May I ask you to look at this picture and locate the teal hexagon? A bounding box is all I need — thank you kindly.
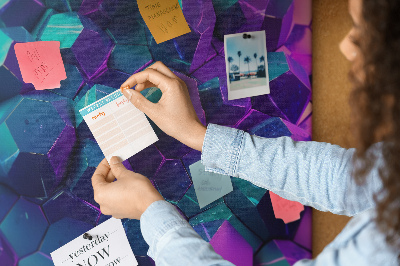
[40,12,84,49]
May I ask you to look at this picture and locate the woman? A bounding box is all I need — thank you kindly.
[91,0,400,264]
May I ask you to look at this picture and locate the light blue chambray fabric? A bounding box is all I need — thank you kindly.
[140,123,399,266]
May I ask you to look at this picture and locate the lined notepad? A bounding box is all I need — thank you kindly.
[80,90,158,162]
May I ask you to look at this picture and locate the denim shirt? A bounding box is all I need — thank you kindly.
[140,124,399,265]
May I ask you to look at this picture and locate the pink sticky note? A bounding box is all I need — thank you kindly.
[14,41,67,90]
[270,191,304,224]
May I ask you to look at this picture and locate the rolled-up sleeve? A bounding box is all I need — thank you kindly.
[140,200,234,265]
[201,123,383,216]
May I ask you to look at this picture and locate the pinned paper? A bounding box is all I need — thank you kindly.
[269,191,304,224]
[51,218,137,266]
[79,90,158,162]
[14,41,67,90]
[189,161,233,208]
[224,30,270,100]
[137,0,191,44]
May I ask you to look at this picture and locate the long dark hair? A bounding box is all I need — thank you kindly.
[350,0,400,253]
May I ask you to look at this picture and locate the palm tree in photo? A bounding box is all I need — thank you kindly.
[227,56,234,83]
[244,56,251,78]
[253,53,258,72]
[237,51,242,78]
[259,55,266,77]
[260,55,265,70]
[228,56,233,73]
[231,64,239,73]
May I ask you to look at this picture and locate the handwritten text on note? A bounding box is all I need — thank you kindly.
[189,161,233,208]
[14,41,66,90]
[137,0,191,44]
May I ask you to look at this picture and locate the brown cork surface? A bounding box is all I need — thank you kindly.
[312,0,354,257]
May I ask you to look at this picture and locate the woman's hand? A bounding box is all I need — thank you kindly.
[120,61,206,152]
[91,157,164,220]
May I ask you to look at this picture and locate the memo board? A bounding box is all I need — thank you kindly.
[0,0,312,265]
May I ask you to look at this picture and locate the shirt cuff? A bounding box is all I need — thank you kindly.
[201,123,245,176]
[140,200,189,259]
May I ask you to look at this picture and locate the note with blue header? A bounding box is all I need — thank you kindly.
[80,90,158,163]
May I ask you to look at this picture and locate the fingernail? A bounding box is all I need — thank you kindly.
[110,156,122,165]
[123,89,133,100]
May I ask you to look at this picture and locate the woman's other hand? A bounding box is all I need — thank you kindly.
[92,157,164,220]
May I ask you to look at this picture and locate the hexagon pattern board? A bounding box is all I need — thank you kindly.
[0,0,312,265]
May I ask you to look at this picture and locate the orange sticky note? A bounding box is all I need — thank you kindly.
[14,41,67,90]
[270,191,304,224]
[137,0,191,44]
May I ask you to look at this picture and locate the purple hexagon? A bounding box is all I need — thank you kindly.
[261,0,294,51]
[71,28,113,79]
[254,239,311,265]
[42,190,100,226]
[0,233,17,266]
[128,144,164,179]
[251,54,311,124]
[210,220,253,266]
[153,159,192,202]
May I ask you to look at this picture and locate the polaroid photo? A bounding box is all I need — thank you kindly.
[224,30,270,100]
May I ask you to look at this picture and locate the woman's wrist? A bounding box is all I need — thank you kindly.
[180,122,207,152]
[194,124,207,152]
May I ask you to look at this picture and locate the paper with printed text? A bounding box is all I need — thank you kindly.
[51,218,137,266]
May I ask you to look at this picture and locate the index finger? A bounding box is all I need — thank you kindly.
[92,158,111,189]
[147,61,178,79]
[120,68,174,93]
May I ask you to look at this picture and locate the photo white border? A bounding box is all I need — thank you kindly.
[224,30,270,100]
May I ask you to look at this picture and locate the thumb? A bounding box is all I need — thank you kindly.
[109,156,127,178]
[122,89,154,115]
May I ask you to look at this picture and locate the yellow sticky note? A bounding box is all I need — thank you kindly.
[137,0,191,44]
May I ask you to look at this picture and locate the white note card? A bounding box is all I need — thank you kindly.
[79,90,158,162]
[189,161,233,208]
[51,218,137,266]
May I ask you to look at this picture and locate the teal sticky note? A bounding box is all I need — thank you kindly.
[189,161,233,208]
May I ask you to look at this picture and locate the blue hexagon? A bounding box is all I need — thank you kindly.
[40,217,92,256]
[0,184,19,222]
[108,44,152,74]
[5,98,66,155]
[0,27,34,102]
[42,190,100,226]
[0,198,48,258]
[123,219,149,256]
[19,251,53,266]
[0,0,46,32]
[2,152,56,197]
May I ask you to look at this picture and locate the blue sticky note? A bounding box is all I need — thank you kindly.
[189,161,233,208]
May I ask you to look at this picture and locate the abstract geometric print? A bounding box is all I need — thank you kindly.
[0,0,312,265]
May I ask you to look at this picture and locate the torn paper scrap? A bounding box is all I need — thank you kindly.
[270,191,304,224]
[14,41,66,90]
[189,161,233,208]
